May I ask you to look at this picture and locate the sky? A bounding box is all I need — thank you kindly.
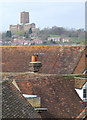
[0,1,86,32]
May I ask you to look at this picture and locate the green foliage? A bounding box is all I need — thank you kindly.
[49,34,60,37]
[25,34,28,38]
[37,26,85,45]
[31,42,35,45]
[30,38,33,41]
[43,41,47,45]
[24,32,28,38]
[50,40,56,44]
[6,31,12,37]
[5,38,11,41]
[28,28,32,34]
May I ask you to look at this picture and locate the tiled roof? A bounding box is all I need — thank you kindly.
[2,45,86,74]
[77,107,87,118]
[2,80,41,118]
[15,75,85,118]
[73,46,87,74]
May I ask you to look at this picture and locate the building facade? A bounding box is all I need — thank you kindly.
[23,23,35,31]
[10,24,23,34]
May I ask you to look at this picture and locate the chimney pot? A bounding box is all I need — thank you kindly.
[31,55,35,62]
[29,54,42,72]
[31,55,38,62]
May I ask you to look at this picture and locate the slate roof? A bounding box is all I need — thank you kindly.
[15,75,86,118]
[2,45,85,74]
[2,80,41,118]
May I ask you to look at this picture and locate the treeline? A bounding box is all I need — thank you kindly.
[1,27,33,42]
[38,26,85,40]
[1,26,86,41]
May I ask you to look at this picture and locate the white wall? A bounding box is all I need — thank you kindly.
[75,82,87,101]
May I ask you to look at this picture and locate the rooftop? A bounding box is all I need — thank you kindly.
[1,45,86,74]
[2,80,41,118]
[1,45,87,119]
[2,72,86,118]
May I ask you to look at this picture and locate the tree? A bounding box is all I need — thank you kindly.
[24,32,29,38]
[25,34,28,38]
[1,32,6,40]
[6,31,12,37]
[28,28,32,34]
[24,32,26,37]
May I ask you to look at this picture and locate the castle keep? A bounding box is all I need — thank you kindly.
[10,11,37,34]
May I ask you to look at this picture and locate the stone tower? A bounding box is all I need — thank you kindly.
[20,11,29,24]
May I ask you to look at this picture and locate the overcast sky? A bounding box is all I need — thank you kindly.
[0,1,85,32]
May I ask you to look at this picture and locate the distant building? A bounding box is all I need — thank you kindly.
[10,24,23,34]
[62,38,71,42]
[23,23,35,31]
[9,11,37,35]
[48,37,71,42]
[20,11,29,24]
[48,37,62,42]
[33,38,42,44]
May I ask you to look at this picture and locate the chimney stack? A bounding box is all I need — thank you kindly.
[29,54,42,72]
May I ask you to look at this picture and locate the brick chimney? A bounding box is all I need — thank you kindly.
[29,54,42,72]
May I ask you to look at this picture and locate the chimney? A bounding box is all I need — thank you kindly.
[29,53,42,72]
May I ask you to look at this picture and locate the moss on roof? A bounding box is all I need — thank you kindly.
[1,45,86,74]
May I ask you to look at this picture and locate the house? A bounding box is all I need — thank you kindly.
[33,38,42,44]
[48,37,71,43]
[48,37,62,42]
[13,39,25,45]
[62,38,71,42]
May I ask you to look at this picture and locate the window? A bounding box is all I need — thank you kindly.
[85,54,87,57]
[83,89,86,98]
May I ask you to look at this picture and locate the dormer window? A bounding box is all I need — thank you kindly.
[75,82,87,102]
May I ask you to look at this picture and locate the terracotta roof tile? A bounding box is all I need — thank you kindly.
[2,80,41,118]
[2,46,86,74]
[15,75,85,118]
